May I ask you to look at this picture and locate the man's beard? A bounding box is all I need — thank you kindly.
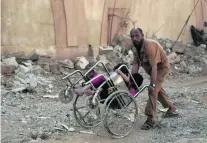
[133,39,144,48]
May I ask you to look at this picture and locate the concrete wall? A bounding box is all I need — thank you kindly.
[1,0,205,58]
[1,0,55,55]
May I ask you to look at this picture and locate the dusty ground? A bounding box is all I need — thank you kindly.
[1,72,207,143]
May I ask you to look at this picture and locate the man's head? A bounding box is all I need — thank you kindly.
[130,28,144,47]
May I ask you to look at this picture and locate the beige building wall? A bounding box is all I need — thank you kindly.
[1,0,55,55]
[1,0,205,58]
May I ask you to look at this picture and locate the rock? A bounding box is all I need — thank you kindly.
[165,42,173,49]
[22,62,32,67]
[2,57,18,67]
[48,84,53,89]
[187,65,202,74]
[15,76,27,84]
[18,65,31,73]
[39,132,49,140]
[29,80,38,88]
[1,106,6,115]
[75,56,89,70]
[21,118,27,124]
[25,86,36,93]
[32,65,44,75]
[167,52,181,64]
[202,57,207,67]
[122,55,130,63]
[30,132,38,140]
[86,57,97,68]
[57,59,74,69]
[105,51,121,64]
[1,89,10,96]
[11,86,28,92]
[180,61,187,68]
[27,49,40,61]
[49,63,61,74]
[79,130,95,135]
[1,62,15,75]
[199,44,207,49]
[194,56,202,62]
[172,43,186,54]
[43,64,50,72]
[99,46,113,55]
[187,44,196,48]
[96,55,108,65]
[114,45,122,53]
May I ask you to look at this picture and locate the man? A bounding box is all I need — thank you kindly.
[130,28,178,130]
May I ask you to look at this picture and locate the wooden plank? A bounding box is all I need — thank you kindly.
[50,0,67,48]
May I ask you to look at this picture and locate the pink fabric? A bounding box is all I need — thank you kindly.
[129,89,136,97]
[91,74,105,87]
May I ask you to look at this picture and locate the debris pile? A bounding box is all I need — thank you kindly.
[150,35,207,76]
[1,35,207,142]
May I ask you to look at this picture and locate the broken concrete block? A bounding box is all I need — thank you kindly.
[99,46,113,55]
[96,55,108,65]
[165,42,173,49]
[75,57,89,70]
[199,44,207,50]
[1,62,15,75]
[18,65,31,73]
[167,52,181,64]
[57,60,74,69]
[172,43,186,54]
[2,57,18,67]
[27,49,40,61]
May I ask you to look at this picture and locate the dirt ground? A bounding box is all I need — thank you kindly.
[1,73,207,143]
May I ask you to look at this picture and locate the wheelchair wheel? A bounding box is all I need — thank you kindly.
[73,94,102,128]
[101,90,138,138]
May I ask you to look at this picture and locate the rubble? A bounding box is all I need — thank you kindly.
[73,56,89,70]
[27,49,40,61]
[199,44,207,50]
[1,62,15,75]
[2,57,19,67]
[172,43,186,54]
[57,59,74,69]
[96,55,109,65]
[165,42,173,49]
[99,46,113,55]
[167,52,181,64]
[1,36,207,143]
